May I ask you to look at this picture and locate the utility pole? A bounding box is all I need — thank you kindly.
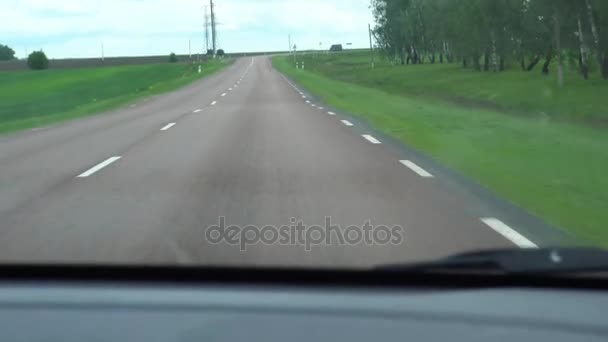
[204,5,210,53]
[189,39,192,59]
[214,11,220,53]
[368,23,374,69]
[288,34,292,54]
[101,42,105,62]
[210,0,217,56]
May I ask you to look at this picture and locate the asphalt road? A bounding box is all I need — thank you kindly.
[0,57,533,267]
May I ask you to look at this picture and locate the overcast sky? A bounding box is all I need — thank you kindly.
[2,0,373,59]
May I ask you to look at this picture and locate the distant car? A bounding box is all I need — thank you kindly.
[329,44,343,52]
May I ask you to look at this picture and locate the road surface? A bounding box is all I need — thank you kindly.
[0,57,533,267]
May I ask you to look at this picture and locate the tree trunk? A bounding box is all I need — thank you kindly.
[577,15,590,80]
[554,10,564,87]
[602,53,608,79]
[542,51,553,75]
[473,53,481,71]
[499,56,505,71]
[491,29,499,72]
[585,0,602,68]
[440,52,444,64]
[446,42,453,63]
[462,56,468,68]
[483,51,490,71]
[409,45,416,64]
[527,55,541,71]
[520,55,526,71]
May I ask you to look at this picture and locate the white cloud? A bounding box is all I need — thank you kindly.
[1,0,373,58]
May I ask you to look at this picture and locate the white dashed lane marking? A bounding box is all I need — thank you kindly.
[77,157,122,178]
[362,135,382,144]
[480,218,538,248]
[399,160,433,178]
[160,123,176,131]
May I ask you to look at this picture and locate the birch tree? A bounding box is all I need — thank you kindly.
[371,0,608,82]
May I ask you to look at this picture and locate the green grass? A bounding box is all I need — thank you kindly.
[0,59,232,133]
[274,53,608,246]
[293,51,608,123]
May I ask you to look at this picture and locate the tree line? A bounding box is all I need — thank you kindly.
[371,0,608,86]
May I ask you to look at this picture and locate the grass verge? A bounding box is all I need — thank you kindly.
[273,54,608,246]
[0,59,232,134]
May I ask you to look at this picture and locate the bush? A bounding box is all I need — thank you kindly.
[217,49,225,57]
[27,51,49,70]
[169,52,178,63]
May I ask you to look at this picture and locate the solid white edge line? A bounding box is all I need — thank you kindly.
[399,160,434,178]
[362,134,381,144]
[211,101,217,106]
[160,123,176,131]
[341,120,354,127]
[480,218,538,248]
[77,156,122,178]
[193,109,202,113]
[328,111,336,115]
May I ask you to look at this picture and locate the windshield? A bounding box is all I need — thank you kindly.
[0,0,605,269]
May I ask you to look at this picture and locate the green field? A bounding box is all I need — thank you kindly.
[274,52,608,246]
[0,59,231,133]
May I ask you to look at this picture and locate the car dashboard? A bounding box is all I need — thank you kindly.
[0,267,606,341]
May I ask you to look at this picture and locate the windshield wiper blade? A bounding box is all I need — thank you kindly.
[377,248,608,275]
